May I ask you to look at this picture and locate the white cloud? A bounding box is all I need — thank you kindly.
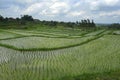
[74,2,81,7]
[99,10,120,16]
[67,11,85,17]
[24,1,70,16]
[90,1,100,10]
[0,5,22,17]
[0,0,120,23]
[87,0,120,10]
[12,0,38,4]
[23,3,44,14]
[104,0,119,6]
[49,2,70,14]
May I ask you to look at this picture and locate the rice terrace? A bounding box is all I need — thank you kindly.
[0,0,120,80]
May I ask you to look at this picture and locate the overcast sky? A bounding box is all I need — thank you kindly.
[0,0,120,23]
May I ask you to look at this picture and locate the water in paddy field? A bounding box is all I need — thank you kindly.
[0,48,12,64]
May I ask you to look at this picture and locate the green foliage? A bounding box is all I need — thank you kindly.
[61,70,120,80]
[109,23,120,29]
[0,15,4,21]
[0,14,97,30]
[21,15,34,21]
[79,19,96,28]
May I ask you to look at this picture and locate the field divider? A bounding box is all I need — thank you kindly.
[0,36,28,41]
[0,29,24,36]
[60,69,120,80]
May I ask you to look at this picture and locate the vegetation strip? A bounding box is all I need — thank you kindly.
[0,36,27,40]
[0,29,24,36]
[61,70,120,80]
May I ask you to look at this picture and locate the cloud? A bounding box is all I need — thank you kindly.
[0,0,120,23]
[50,2,69,13]
[0,4,22,17]
[23,2,48,14]
[73,2,81,7]
[99,10,120,16]
[24,1,70,16]
[104,0,119,6]
[87,0,120,11]
[67,11,85,17]
[89,1,100,10]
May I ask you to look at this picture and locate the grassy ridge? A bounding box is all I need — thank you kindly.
[61,70,120,80]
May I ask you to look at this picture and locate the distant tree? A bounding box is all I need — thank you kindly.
[76,21,79,25]
[84,20,87,24]
[81,20,84,27]
[91,20,96,27]
[66,22,75,28]
[79,19,96,28]
[34,19,40,22]
[16,17,20,21]
[109,23,120,29]
[21,15,34,21]
[4,17,9,22]
[49,21,57,26]
[20,15,34,25]
[0,15,4,21]
[8,17,15,21]
[87,19,90,24]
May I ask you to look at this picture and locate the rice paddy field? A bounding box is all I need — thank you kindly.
[0,29,120,80]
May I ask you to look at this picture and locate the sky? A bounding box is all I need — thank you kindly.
[0,0,120,23]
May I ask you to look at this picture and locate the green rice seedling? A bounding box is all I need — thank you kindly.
[84,30,105,36]
[0,36,96,51]
[112,30,120,35]
[0,35,120,80]
[0,30,23,40]
[0,28,120,80]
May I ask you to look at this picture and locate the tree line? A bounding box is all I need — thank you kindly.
[108,23,120,29]
[0,15,96,29]
[0,15,34,23]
